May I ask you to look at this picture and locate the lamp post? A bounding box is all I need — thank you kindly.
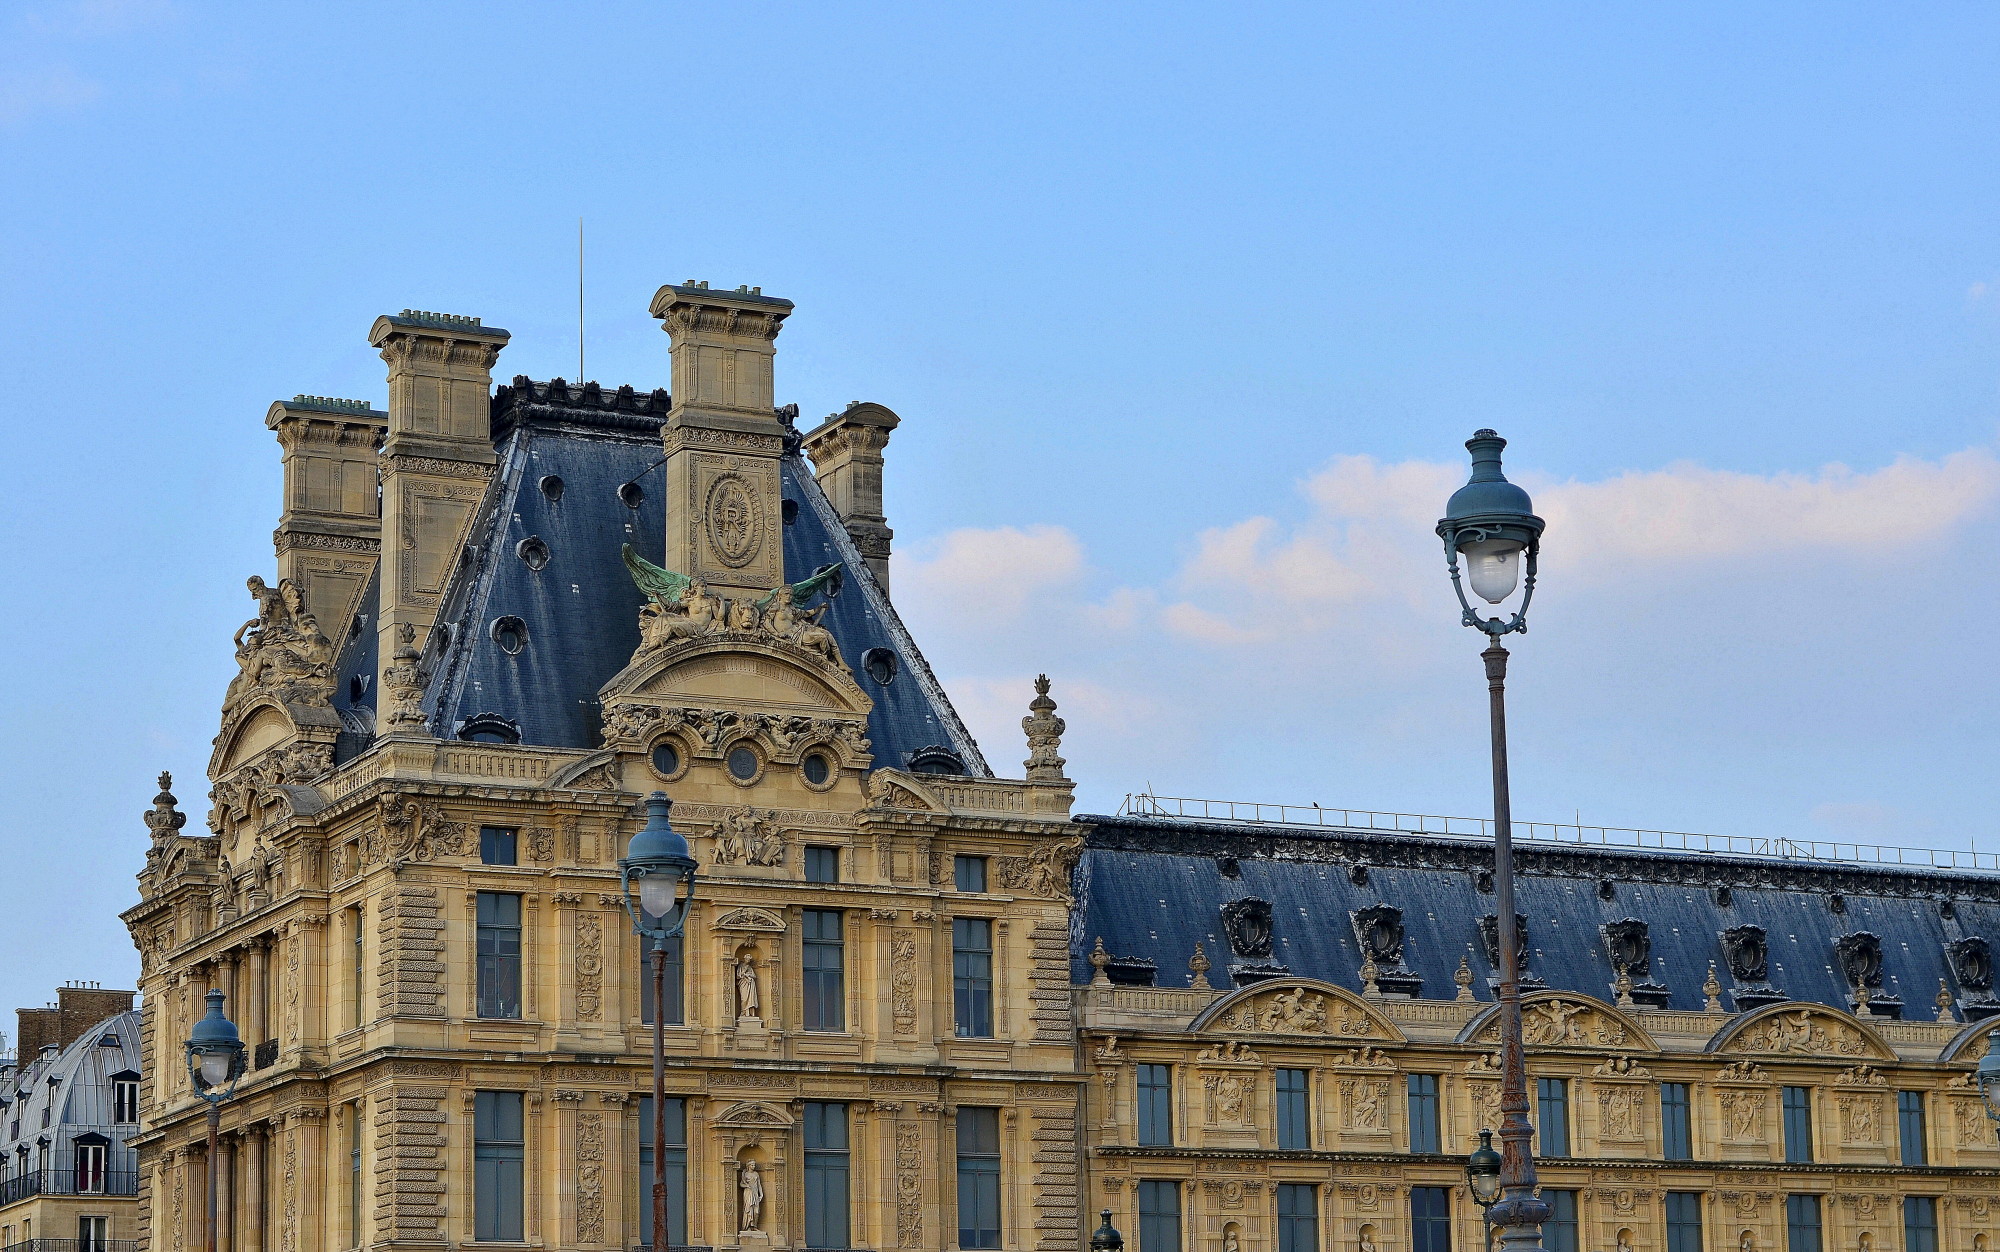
[617,791,699,1252]
[184,989,247,1252]
[1465,1128,1503,1252]
[1977,1036,2000,1141]
[1089,1210,1126,1252]
[1438,430,1549,1252]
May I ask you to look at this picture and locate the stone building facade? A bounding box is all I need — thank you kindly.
[118,280,2000,1252]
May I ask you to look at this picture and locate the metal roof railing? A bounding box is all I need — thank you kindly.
[1116,792,2000,872]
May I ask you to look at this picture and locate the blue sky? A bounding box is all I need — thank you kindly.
[5,1,2000,1015]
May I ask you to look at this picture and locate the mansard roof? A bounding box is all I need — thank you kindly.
[1072,813,2000,1022]
[0,1009,141,1152]
[330,379,985,776]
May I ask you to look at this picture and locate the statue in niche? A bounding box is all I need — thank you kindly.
[738,1158,765,1231]
[735,951,762,1020]
[1858,1234,1874,1252]
[1739,1234,1756,1252]
[1224,1229,1241,1252]
[1617,1231,1634,1252]
[1358,1226,1379,1252]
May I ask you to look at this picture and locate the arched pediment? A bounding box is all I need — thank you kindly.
[212,702,297,775]
[1939,1018,1999,1063]
[1189,979,1407,1043]
[712,907,786,933]
[1458,991,1659,1053]
[602,637,871,717]
[711,1100,793,1129]
[1706,1001,1895,1061]
[867,769,947,814]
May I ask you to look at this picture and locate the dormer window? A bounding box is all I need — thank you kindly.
[456,714,521,745]
[111,1073,139,1124]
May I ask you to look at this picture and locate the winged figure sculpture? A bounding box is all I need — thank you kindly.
[621,544,694,608]
[756,561,845,611]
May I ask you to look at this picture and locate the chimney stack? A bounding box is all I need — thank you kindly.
[648,282,794,599]
[264,395,388,635]
[803,402,900,592]
[366,310,510,729]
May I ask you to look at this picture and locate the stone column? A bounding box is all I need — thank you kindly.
[243,1127,265,1252]
[217,1136,235,1252]
[247,943,268,1049]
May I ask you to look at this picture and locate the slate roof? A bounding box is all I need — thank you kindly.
[333,380,986,776]
[0,1009,142,1171]
[1073,814,2000,1021]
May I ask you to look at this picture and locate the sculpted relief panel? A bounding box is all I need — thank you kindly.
[1724,1006,1879,1057]
[1210,985,1388,1038]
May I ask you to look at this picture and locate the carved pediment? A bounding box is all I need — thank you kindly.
[1190,979,1406,1042]
[711,1100,793,1129]
[1459,992,1658,1052]
[712,907,786,933]
[867,770,946,813]
[1709,1003,1894,1060]
[600,629,871,721]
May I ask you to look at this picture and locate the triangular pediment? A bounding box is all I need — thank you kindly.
[711,1100,793,1129]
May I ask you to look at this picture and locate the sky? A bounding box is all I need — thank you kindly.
[5,1,2000,1020]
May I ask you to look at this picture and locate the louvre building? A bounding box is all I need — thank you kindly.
[121,282,1999,1252]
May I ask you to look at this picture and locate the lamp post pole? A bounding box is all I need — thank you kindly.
[618,791,698,1252]
[1438,430,1549,1252]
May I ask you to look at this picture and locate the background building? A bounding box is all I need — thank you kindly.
[0,984,143,1252]
[117,281,2000,1252]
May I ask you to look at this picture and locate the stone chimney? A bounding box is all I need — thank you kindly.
[56,985,134,1047]
[264,395,388,636]
[648,282,794,599]
[803,402,900,591]
[365,310,510,722]
[14,1006,56,1060]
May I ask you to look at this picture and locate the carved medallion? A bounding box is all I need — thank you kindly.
[705,472,763,568]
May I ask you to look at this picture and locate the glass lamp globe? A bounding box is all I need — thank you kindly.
[638,874,678,920]
[1465,1128,1503,1205]
[1463,538,1524,604]
[199,1050,231,1089]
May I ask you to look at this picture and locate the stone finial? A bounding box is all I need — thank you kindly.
[1023,674,1068,781]
[382,622,429,731]
[1936,978,1958,1023]
[1852,973,1874,1019]
[1703,961,1724,1013]
[144,772,187,846]
[1454,953,1476,1004]
[1359,951,1382,999]
[1614,968,1635,1008]
[1089,937,1113,987]
[1188,942,1212,990]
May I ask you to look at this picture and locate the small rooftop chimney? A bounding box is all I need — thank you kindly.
[265,395,389,634]
[803,402,900,592]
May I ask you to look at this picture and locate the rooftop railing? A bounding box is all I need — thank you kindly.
[1116,792,2000,872]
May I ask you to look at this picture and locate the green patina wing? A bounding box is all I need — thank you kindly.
[621,544,694,607]
[755,561,845,611]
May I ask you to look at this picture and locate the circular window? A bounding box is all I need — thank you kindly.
[491,616,528,656]
[650,740,683,779]
[618,481,645,509]
[802,751,833,787]
[781,498,800,525]
[516,536,551,571]
[863,647,898,686]
[539,474,565,502]
[726,743,761,781]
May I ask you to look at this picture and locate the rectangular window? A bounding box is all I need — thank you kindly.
[1785,1196,1821,1252]
[954,855,988,893]
[475,892,523,1020]
[804,846,840,884]
[804,1102,850,1250]
[74,1142,106,1193]
[1903,1196,1938,1252]
[1781,1087,1813,1163]
[1410,1186,1452,1252]
[1407,1073,1441,1154]
[1138,1064,1174,1147]
[953,918,994,1038]
[472,1091,525,1242]
[1665,1192,1703,1252]
[1537,1077,1570,1157]
[1544,1190,1578,1252]
[352,904,366,1030]
[479,826,517,866]
[1276,1068,1311,1150]
[638,934,685,1027]
[1139,1180,1182,1252]
[1277,1183,1318,1252]
[1898,1091,1927,1166]
[78,1216,107,1252]
[112,1078,139,1124]
[1661,1083,1692,1161]
[956,1108,1002,1250]
[637,1096,688,1249]
[349,1102,365,1248]
[803,910,846,1033]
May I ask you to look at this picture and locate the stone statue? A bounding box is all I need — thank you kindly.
[1359,1226,1378,1252]
[1739,1232,1756,1252]
[1617,1230,1634,1252]
[1224,1229,1241,1252]
[738,1158,764,1231]
[1859,1233,1874,1252]
[736,952,762,1020]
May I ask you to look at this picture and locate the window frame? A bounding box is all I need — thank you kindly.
[472,1091,526,1243]
[1536,1077,1571,1158]
[1543,1189,1578,1252]
[802,909,847,1034]
[1781,1087,1814,1164]
[349,1100,365,1249]
[475,892,524,1021]
[637,1096,689,1249]
[1664,1192,1703,1252]
[479,826,517,866]
[111,1075,140,1124]
[1897,1090,1927,1166]
[952,917,995,1038]
[1137,1063,1174,1147]
[1902,1196,1938,1252]
[1784,1195,1822,1252]
[1276,1182,1318,1252]
[1661,1082,1692,1161]
[1407,1073,1441,1154]
[1410,1185,1453,1252]
[1138,1179,1182,1252]
[803,1101,851,1250]
[954,855,988,893]
[1276,1068,1311,1150]
[804,845,841,884]
[638,932,686,1027]
[956,1107,1003,1251]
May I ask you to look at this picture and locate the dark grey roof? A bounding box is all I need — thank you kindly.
[335,380,985,774]
[1074,814,2000,1020]
[0,1010,142,1162]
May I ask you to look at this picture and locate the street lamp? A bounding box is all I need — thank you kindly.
[1977,1037,2000,1140]
[617,791,699,1252]
[1438,430,1550,1252]
[1465,1128,1503,1252]
[184,990,246,1252]
[1089,1210,1126,1252]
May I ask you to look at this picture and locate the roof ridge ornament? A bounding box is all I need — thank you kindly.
[1023,674,1067,782]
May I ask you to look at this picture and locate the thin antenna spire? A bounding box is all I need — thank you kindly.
[577,217,585,382]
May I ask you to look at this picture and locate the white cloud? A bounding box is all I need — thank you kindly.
[894,523,1085,621]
